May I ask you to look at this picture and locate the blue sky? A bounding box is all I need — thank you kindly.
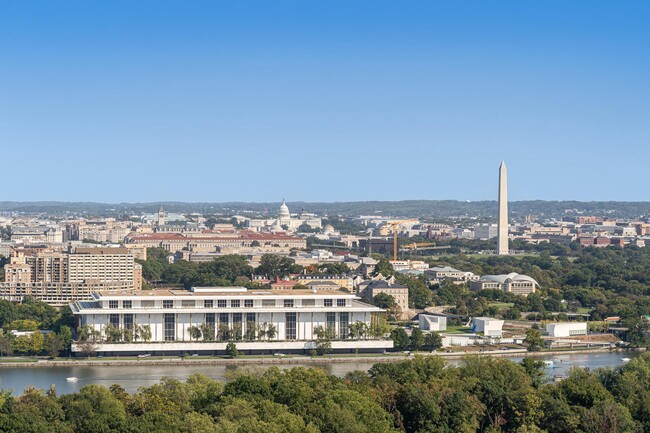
[1,1,649,202]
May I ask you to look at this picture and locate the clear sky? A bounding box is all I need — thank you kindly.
[1,1,649,203]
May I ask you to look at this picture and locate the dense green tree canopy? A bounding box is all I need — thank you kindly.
[1,355,650,432]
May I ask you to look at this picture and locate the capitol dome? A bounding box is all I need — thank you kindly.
[279,199,290,219]
[322,224,335,234]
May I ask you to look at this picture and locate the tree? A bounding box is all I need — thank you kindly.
[188,325,202,342]
[6,319,39,331]
[0,334,13,357]
[524,328,545,352]
[266,323,277,340]
[44,333,63,358]
[77,339,98,358]
[424,331,443,350]
[77,325,100,342]
[103,323,122,342]
[390,327,409,350]
[374,257,394,276]
[140,325,152,342]
[622,317,649,347]
[395,275,433,309]
[244,321,256,341]
[520,357,546,388]
[30,331,44,354]
[12,335,32,354]
[503,307,522,320]
[313,326,332,356]
[409,328,425,351]
[255,254,301,278]
[58,325,73,354]
[372,292,397,309]
[369,314,391,338]
[348,321,368,340]
[0,300,18,328]
[200,323,214,341]
[226,341,238,358]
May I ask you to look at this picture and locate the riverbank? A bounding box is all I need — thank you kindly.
[0,346,640,368]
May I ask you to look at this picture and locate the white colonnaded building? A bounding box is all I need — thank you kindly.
[70,286,392,356]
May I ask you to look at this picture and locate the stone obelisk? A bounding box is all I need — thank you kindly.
[497,161,509,255]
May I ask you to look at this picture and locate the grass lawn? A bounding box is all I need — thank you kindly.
[577,307,593,314]
[444,325,474,334]
[488,302,515,309]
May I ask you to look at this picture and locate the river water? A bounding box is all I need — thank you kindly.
[0,351,640,396]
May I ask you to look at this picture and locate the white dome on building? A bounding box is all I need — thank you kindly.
[322,224,335,234]
[279,199,290,219]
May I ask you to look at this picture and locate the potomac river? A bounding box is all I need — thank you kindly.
[0,351,640,395]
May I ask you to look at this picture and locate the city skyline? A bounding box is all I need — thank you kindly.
[2,1,650,202]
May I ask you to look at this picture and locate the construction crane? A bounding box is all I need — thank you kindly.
[401,242,437,251]
[388,219,418,260]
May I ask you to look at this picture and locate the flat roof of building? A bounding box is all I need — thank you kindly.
[93,288,354,298]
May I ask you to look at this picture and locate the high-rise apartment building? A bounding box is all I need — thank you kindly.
[1,248,140,306]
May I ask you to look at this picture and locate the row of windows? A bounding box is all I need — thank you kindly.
[106,299,348,309]
[102,311,352,341]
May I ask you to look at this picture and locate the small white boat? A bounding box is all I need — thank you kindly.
[621,358,631,363]
[66,377,79,382]
[543,360,556,368]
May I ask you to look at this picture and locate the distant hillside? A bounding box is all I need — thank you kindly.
[1,200,649,220]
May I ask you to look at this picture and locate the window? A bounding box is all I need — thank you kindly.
[109,314,120,327]
[337,299,346,307]
[181,300,195,308]
[245,312,256,340]
[163,300,173,309]
[302,299,315,307]
[326,312,336,337]
[324,299,333,307]
[205,313,215,340]
[284,299,294,308]
[231,300,240,308]
[164,313,175,341]
[109,300,118,309]
[285,312,297,340]
[141,300,154,308]
[244,299,254,308]
[262,299,276,307]
[232,313,242,339]
[123,313,133,330]
[122,300,132,309]
[217,300,226,308]
[204,300,214,308]
[339,312,349,339]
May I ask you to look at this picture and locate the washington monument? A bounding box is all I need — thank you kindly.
[497,161,509,255]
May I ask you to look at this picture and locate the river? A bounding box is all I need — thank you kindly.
[0,351,640,395]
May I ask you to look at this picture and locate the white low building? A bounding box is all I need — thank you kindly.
[470,273,539,296]
[472,317,504,337]
[70,287,392,355]
[441,334,482,347]
[419,314,447,332]
[546,322,587,337]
